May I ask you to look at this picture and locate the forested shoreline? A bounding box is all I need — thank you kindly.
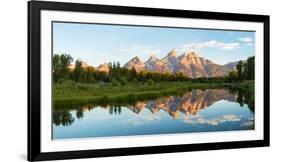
[53,53,255,108]
[53,54,254,84]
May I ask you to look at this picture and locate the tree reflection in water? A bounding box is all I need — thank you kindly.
[109,105,122,115]
[53,111,75,126]
[53,88,254,126]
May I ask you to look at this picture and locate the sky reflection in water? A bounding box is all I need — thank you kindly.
[53,89,254,139]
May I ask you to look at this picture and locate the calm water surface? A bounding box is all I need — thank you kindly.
[53,88,254,139]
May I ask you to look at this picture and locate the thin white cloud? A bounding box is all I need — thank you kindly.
[238,37,254,46]
[183,114,241,126]
[245,42,254,46]
[180,40,240,52]
[238,37,253,43]
[240,120,254,127]
[122,113,162,127]
[240,117,254,127]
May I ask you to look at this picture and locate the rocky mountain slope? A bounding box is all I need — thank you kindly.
[127,89,237,118]
[123,50,238,78]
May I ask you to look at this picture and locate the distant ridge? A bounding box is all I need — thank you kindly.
[122,50,239,78]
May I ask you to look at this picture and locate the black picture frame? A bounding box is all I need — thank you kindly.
[28,0,270,161]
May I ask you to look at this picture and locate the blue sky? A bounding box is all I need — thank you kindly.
[53,22,255,66]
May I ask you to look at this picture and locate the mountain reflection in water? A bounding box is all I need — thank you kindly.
[53,88,254,139]
[127,89,237,118]
[54,88,253,124]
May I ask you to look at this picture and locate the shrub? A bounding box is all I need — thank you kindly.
[111,79,120,86]
[132,78,138,83]
[147,79,155,86]
[77,84,88,90]
[119,77,128,86]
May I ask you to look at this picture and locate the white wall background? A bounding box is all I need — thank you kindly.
[0,0,278,161]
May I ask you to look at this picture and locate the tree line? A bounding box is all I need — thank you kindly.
[53,54,255,85]
[228,56,255,82]
[53,54,192,84]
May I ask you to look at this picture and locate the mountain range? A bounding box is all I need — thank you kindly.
[123,50,238,78]
[73,50,240,78]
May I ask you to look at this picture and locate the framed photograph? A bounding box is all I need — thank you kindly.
[28,0,270,161]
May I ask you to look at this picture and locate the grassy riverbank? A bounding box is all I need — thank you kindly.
[223,80,254,93]
[53,80,254,109]
[54,81,223,108]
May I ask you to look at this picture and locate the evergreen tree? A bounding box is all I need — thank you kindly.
[246,56,255,80]
[74,59,84,82]
[236,61,243,80]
